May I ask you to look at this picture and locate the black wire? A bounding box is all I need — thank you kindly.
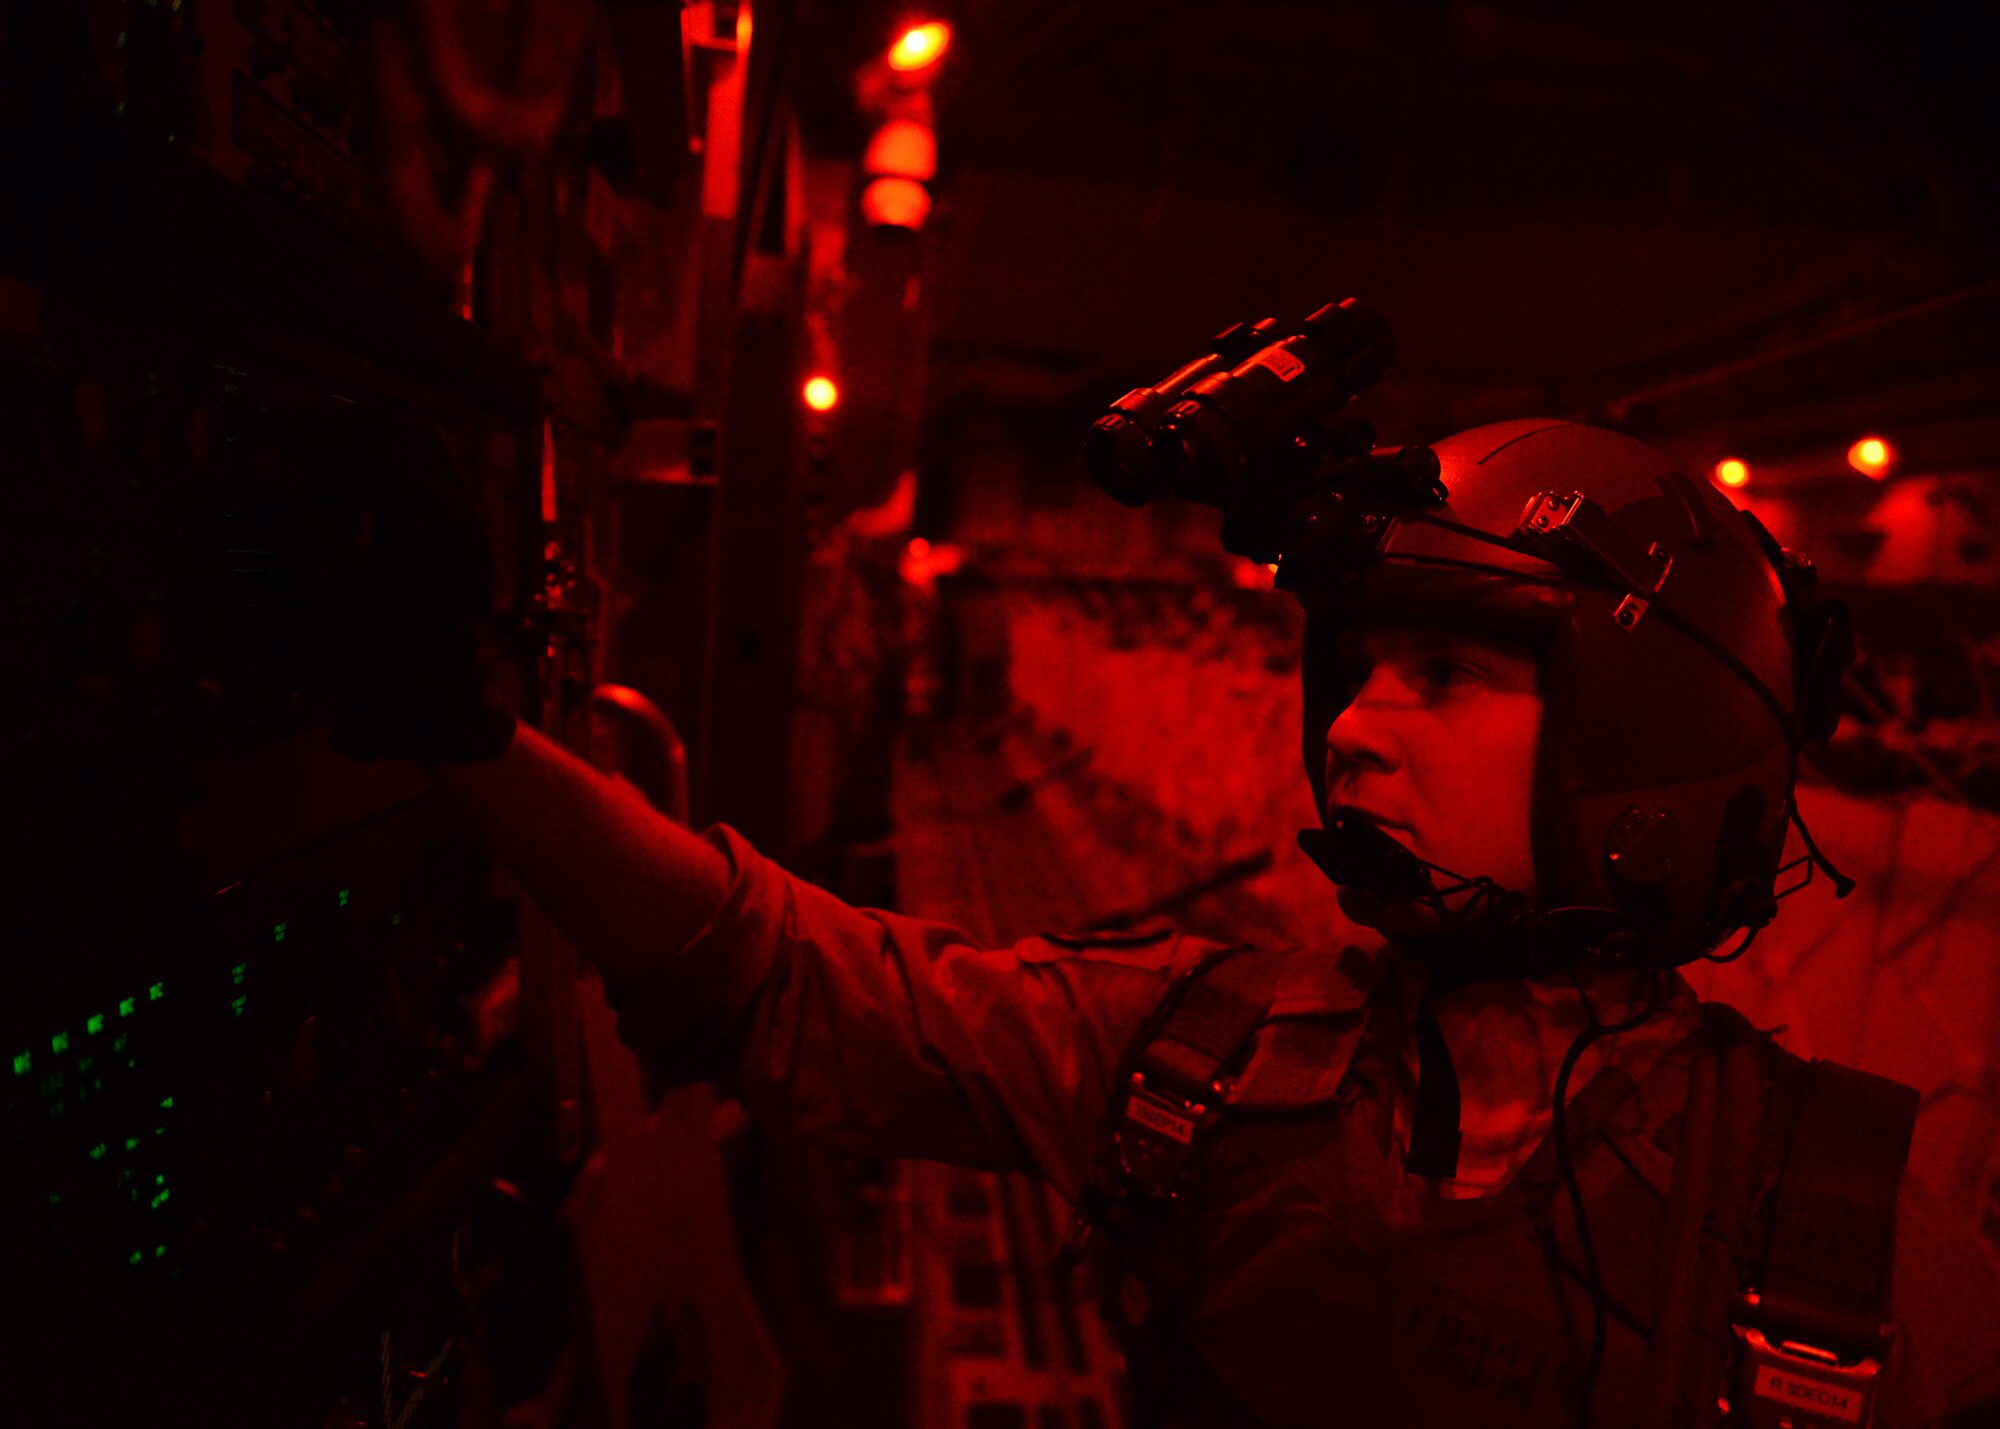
[1701,924,1761,965]
[1786,794,1858,898]
[1551,970,1662,1429]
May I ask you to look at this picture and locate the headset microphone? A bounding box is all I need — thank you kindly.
[1296,809,1437,903]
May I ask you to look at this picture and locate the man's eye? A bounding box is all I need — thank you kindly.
[1415,656,1474,691]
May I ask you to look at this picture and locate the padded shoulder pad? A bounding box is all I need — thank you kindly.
[1232,944,1387,1112]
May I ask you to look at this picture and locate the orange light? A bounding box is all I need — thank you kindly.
[1848,437,1893,478]
[803,375,840,412]
[889,21,951,71]
[860,175,931,229]
[1231,559,1278,590]
[1714,457,1750,489]
[863,119,937,181]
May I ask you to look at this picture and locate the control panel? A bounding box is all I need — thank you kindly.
[0,275,539,1424]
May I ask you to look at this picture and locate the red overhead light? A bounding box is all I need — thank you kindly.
[889,22,951,71]
[860,176,931,230]
[802,375,840,412]
[1714,457,1750,489]
[1848,436,1893,478]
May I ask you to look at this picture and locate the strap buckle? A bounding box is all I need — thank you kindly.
[1114,1071,1220,1200]
[1727,1316,1883,1428]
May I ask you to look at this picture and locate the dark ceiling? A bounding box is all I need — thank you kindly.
[796,0,1997,457]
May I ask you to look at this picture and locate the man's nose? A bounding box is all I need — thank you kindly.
[1323,666,1410,784]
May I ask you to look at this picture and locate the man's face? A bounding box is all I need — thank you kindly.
[1321,622,1542,936]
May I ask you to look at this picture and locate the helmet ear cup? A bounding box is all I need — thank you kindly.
[1602,805,1681,889]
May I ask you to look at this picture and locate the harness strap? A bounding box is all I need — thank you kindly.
[1724,1058,1917,1429]
[1065,944,1283,1249]
[1135,946,1281,1097]
[1405,997,1463,1178]
[1753,1061,1918,1358]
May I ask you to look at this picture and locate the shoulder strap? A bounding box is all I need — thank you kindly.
[1067,943,1283,1247]
[1721,1057,1918,1429]
[1135,943,1283,1100]
[1752,1059,1919,1358]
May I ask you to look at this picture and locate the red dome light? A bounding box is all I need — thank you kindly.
[803,376,840,412]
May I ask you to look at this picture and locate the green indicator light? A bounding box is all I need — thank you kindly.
[230,963,246,985]
[159,1096,173,1109]
[130,1250,143,1266]
[153,1125,165,1136]
[155,1173,166,1185]
[231,995,247,1018]
[124,1137,138,1151]
[89,1143,106,1160]
[12,1052,28,1077]
[155,1244,166,1258]
[91,1077,104,1092]
[148,983,164,1002]
[50,1032,69,1054]
[150,1189,170,1209]
[118,997,135,1018]
[86,1014,104,1036]
[272,922,286,944]
[337,888,350,907]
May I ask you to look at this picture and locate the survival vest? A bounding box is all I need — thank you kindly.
[1068,943,1919,1429]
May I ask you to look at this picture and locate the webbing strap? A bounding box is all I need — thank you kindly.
[1136,947,1282,1098]
[1755,1060,1918,1358]
[1405,998,1463,1178]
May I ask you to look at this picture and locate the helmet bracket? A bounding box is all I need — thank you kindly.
[1515,491,1674,629]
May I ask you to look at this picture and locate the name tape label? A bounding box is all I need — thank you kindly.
[1126,1098,1197,1145]
[1754,1365,1864,1424]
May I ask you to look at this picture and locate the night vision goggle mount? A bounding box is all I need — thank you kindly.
[1086,298,1853,768]
[1085,298,1448,592]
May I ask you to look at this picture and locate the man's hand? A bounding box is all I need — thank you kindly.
[430,723,733,992]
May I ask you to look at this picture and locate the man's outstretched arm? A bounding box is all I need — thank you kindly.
[428,724,731,989]
[423,722,1222,1191]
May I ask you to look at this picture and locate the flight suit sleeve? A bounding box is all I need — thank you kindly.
[600,823,1226,1200]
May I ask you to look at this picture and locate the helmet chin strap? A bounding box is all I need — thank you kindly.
[1297,808,1642,985]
